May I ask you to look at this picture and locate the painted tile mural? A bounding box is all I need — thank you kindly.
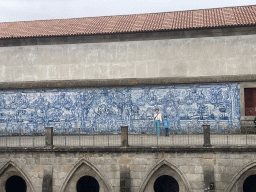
[0,83,240,133]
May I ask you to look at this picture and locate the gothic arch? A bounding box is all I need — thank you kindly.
[60,158,113,192]
[138,159,192,192]
[225,161,256,192]
[0,160,36,192]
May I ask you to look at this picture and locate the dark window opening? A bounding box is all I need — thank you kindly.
[76,176,99,192]
[154,175,179,192]
[245,88,256,116]
[5,175,27,192]
[243,174,256,192]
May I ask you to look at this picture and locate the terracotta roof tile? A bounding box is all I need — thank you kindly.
[162,12,175,29]
[0,5,255,39]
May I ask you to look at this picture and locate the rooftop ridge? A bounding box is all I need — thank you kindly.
[0,4,255,39]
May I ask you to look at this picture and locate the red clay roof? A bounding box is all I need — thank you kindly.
[0,5,256,39]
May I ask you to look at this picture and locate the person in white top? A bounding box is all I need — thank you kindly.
[154,109,162,136]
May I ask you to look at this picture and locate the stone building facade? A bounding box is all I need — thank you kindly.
[0,6,256,132]
[0,148,256,192]
[0,4,256,192]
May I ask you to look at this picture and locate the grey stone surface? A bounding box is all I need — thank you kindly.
[1,75,256,90]
[120,164,130,192]
[45,127,53,148]
[203,125,211,147]
[121,126,128,147]
[1,26,256,192]
[42,165,53,192]
[3,133,256,148]
[0,27,256,84]
[0,26,255,48]
[203,165,215,192]
[0,148,255,191]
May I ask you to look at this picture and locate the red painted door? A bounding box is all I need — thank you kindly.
[245,88,256,116]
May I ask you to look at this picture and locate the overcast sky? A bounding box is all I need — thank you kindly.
[0,0,255,23]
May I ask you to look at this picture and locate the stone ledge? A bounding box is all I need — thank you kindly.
[1,74,256,90]
[241,116,255,121]
[1,146,256,153]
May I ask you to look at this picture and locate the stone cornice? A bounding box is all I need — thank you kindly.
[1,74,256,90]
[0,146,256,153]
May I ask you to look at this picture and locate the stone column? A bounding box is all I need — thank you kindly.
[203,165,215,192]
[45,127,53,148]
[42,165,53,192]
[121,126,128,147]
[203,124,211,147]
[120,164,130,192]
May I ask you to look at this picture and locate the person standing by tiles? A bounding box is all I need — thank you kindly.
[162,116,170,137]
[154,109,162,136]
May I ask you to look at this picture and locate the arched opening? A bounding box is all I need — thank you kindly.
[61,159,112,192]
[76,176,100,192]
[243,175,256,192]
[5,175,27,192]
[154,175,179,192]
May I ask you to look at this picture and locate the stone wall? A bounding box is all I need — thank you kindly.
[0,83,240,133]
[0,27,255,83]
[0,148,255,192]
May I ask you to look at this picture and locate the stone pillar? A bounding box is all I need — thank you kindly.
[203,165,215,192]
[203,124,211,147]
[121,126,128,147]
[45,127,53,148]
[42,165,53,192]
[120,164,130,192]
